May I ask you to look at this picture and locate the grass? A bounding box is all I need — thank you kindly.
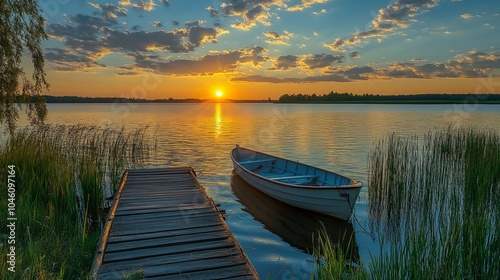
[368,126,500,279]
[0,124,155,279]
[314,126,500,279]
[122,270,145,280]
[312,227,365,280]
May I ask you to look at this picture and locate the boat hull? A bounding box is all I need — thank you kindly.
[231,147,362,221]
[231,172,358,255]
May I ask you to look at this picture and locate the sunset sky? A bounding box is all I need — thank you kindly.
[40,0,499,100]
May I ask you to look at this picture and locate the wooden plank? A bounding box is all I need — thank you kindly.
[107,224,224,243]
[91,167,257,280]
[122,179,197,185]
[116,199,210,209]
[114,201,211,212]
[110,210,217,226]
[119,188,201,197]
[110,212,221,229]
[152,266,257,280]
[111,207,216,223]
[127,167,192,175]
[108,217,224,237]
[102,238,237,262]
[98,247,243,274]
[117,196,209,207]
[114,204,213,216]
[98,254,250,279]
[117,191,208,201]
[105,230,230,253]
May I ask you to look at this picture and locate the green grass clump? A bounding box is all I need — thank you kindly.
[0,124,155,279]
[313,228,366,280]
[122,270,145,280]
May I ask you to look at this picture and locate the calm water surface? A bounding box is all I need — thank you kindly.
[24,103,500,277]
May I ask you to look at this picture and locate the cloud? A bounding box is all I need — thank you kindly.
[350,51,360,58]
[461,51,500,70]
[324,38,362,52]
[49,13,227,53]
[188,26,229,47]
[159,0,169,7]
[267,52,344,70]
[325,0,440,51]
[88,2,127,21]
[287,0,328,12]
[484,23,493,29]
[460,13,473,19]
[269,55,299,70]
[340,66,375,80]
[47,14,114,52]
[377,51,500,79]
[45,47,106,71]
[303,53,343,69]
[153,21,163,27]
[232,74,349,83]
[185,20,204,28]
[232,51,500,83]
[382,62,425,78]
[263,30,293,45]
[46,13,229,71]
[102,27,228,53]
[207,6,220,17]
[120,0,156,11]
[313,8,327,15]
[133,46,267,75]
[220,0,285,30]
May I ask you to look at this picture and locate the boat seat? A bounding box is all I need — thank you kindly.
[270,175,318,181]
[239,159,276,165]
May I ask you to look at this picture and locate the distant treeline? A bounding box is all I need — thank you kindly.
[278,92,500,104]
[24,94,500,104]
[40,95,271,103]
[42,95,197,103]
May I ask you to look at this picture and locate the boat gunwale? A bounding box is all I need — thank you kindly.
[231,147,363,190]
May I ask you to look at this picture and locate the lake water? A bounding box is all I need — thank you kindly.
[9,103,500,278]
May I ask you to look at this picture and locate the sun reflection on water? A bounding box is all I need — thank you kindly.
[214,103,222,138]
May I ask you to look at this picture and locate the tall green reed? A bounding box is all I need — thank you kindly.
[314,127,499,279]
[368,126,500,279]
[313,227,365,280]
[0,124,155,279]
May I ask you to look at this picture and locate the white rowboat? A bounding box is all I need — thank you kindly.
[230,145,362,221]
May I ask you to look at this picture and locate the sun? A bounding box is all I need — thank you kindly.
[215,90,223,97]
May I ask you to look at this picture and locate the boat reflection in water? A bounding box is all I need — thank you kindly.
[231,172,359,261]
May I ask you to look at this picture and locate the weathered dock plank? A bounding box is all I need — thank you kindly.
[91,167,258,279]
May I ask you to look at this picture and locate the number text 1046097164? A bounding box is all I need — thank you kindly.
[6,165,16,273]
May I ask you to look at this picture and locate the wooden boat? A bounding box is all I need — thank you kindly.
[230,145,362,221]
[231,171,358,256]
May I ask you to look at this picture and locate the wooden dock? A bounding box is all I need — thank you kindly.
[91,167,258,279]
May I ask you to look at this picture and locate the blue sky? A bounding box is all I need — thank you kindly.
[40,0,500,99]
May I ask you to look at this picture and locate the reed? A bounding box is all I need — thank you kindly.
[312,227,366,280]
[314,126,499,279]
[367,126,500,279]
[0,124,155,279]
